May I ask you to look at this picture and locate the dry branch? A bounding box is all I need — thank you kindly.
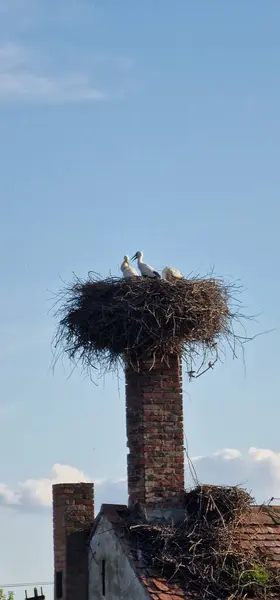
[54,274,251,373]
[127,485,280,599]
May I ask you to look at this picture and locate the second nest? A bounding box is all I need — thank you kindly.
[56,275,235,370]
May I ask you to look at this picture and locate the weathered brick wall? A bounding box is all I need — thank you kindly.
[52,482,94,600]
[125,354,184,506]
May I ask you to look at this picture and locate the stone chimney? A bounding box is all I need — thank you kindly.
[52,482,94,600]
[125,354,184,508]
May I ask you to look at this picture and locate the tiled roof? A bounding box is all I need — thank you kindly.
[239,505,280,570]
[140,575,192,599]
[98,503,280,600]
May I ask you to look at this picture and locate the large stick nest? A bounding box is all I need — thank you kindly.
[128,485,280,599]
[54,274,248,372]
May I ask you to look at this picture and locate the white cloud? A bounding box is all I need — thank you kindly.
[0,42,105,103]
[0,483,20,506]
[0,463,125,510]
[18,463,91,507]
[212,448,242,460]
[1,448,280,512]
[192,447,280,503]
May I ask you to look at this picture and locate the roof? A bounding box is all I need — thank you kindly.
[139,576,189,599]
[94,503,280,600]
[239,505,280,570]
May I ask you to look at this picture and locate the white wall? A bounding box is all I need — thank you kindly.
[88,516,150,600]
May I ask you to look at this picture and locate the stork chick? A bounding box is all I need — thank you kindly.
[131,251,161,278]
[120,255,139,279]
[162,266,184,281]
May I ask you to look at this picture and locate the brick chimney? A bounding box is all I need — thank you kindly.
[125,354,184,507]
[52,482,94,600]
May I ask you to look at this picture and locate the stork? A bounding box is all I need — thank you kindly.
[162,266,184,281]
[120,255,139,279]
[131,251,161,278]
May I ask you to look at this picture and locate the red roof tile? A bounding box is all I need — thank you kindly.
[142,577,187,598]
[153,579,170,592]
[239,506,280,569]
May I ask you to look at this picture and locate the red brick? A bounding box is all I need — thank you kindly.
[126,355,184,506]
[52,483,94,600]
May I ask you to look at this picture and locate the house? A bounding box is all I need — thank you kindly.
[52,357,280,599]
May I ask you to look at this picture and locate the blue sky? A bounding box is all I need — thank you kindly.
[0,0,280,595]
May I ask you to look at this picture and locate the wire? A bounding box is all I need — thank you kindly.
[0,582,53,589]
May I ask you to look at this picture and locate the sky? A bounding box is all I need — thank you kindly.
[0,0,280,595]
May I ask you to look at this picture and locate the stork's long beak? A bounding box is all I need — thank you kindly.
[131,253,137,261]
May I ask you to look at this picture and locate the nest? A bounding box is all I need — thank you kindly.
[128,485,280,600]
[54,274,247,372]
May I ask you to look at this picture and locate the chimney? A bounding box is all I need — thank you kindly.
[126,354,184,507]
[52,482,94,600]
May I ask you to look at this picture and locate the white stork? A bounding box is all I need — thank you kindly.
[162,266,184,281]
[131,251,161,278]
[120,255,139,279]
